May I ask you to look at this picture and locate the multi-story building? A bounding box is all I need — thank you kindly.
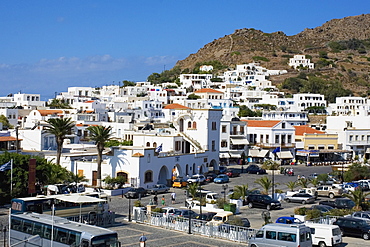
[288,55,314,69]
[327,96,370,116]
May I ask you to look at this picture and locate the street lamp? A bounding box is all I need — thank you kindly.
[128,197,132,222]
[188,201,194,234]
[222,184,228,202]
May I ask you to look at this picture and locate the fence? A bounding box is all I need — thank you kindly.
[305,215,340,225]
[133,211,258,243]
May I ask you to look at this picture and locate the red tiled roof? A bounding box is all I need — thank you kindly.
[294,125,325,135]
[194,88,223,94]
[163,103,190,109]
[84,100,94,103]
[132,152,144,157]
[38,110,63,116]
[0,136,21,142]
[242,120,280,128]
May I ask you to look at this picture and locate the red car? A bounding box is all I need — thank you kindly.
[225,169,240,178]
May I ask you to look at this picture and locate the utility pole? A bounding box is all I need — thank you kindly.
[15,126,19,154]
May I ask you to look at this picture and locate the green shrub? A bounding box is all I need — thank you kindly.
[294,207,308,215]
[305,209,321,220]
[134,200,143,207]
[152,207,163,213]
[252,56,270,62]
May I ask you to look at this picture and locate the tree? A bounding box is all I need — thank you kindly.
[233,184,249,203]
[254,176,272,195]
[187,93,201,100]
[87,125,113,188]
[286,181,298,192]
[44,118,75,165]
[0,115,13,129]
[261,160,280,171]
[343,190,370,210]
[344,163,370,182]
[48,99,72,109]
[298,178,310,188]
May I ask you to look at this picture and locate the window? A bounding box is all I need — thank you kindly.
[212,140,216,151]
[266,231,276,240]
[192,122,197,129]
[266,135,269,143]
[282,122,286,129]
[146,142,150,147]
[222,125,227,133]
[349,135,353,142]
[275,135,279,144]
[212,122,217,130]
[175,141,181,151]
[221,140,228,148]
[278,232,296,242]
[144,171,153,183]
[188,121,192,128]
[255,230,264,238]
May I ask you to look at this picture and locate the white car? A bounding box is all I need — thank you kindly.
[187,174,206,184]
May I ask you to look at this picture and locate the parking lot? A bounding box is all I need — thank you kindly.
[1,163,369,246]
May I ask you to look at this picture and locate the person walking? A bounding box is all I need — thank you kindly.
[171,191,176,204]
[161,196,165,206]
[153,194,158,205]
[139,233,147,247]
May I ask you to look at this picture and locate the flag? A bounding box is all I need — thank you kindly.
[155,144,163,153]
[272,147,281,154]
[0,161,11,171]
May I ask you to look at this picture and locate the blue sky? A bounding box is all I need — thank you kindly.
[0,1,369,100]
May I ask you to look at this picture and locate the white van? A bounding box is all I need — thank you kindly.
[249,223,312,247]
[305,222,342,247]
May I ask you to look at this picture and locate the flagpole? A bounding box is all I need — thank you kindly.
[10,159,13,197]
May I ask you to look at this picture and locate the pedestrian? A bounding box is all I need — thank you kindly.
[171,191,176,204]
[153,194,158,205]
[297,174,301,180]
[161,196,165,206]
[139,233,147,247]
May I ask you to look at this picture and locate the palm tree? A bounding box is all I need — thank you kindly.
[87,125,113,188]
[286,181,298,192]
[298,178,310,188]
[254,176,273,195]
[234,184,249,203]
[310,178,319,187]
[343,190,370,210]
[44,117,75,165]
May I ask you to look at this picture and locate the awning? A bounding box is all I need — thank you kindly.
[219,153,230,158]
[248,149,260,157]
[366,148,370,154]
[257,150,269,158]
[230,138,249,145]
[277,151,293,159]
[229,152,242,158]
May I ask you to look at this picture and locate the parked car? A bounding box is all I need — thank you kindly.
[305,222,342,247]
[308,173,319,180]
[187,174,206,184]
[246,194,281,210]
[245,164,266,174]
[172,177,187,188]
[284,193,315,204]
[316,185,343,198]
[195,212,216,221]
[161,207,177,218]
[319,198,355,209]
[355,180,370,191]
[205,172,218,183]
[174,209,198,219]
[334,217,370,240]
[124,187,147,199]
[310,204,334,214]
[218,166,227,174]
[351,211,370,222]
[275,216,303,224]
[225,169,240,178]
[214,174,229,183]
[147,184,170,194]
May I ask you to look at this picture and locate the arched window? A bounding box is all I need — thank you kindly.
[188,121,192,128]
[146,142,150,147]
[117,172,128,184]
[192,122,197,129]
[144,171,153,183]
[153,142,157,148]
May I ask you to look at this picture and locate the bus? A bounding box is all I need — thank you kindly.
[10,212,120,247]
[11,193,109,217]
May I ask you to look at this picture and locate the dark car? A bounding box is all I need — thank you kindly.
[195,212,216,221]
[310,204,334,214]
[245,165,266,174]
[205,172,218,183]
[174,209,198,219]
[246,194,281,210]
[124,187,147,199]
[276,216,303,224]
[218,166,227,174]
[334,217,370,240]
[225,169,240,178]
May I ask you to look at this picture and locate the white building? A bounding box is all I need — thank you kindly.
[327,96,370,116]
[293,93,326,112]
[13,93,45,109]
[179,74,213,90]
[289,55,314,69]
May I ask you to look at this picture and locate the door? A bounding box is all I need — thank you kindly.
[92,171,97,186]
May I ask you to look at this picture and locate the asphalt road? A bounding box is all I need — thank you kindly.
[0,163,368,246]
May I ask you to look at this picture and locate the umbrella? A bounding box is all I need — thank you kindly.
[57,195,106,223]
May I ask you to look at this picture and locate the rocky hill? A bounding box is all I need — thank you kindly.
[175,14,370,97]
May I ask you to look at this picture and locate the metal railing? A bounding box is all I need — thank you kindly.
[133,211,258,243]
[66,212,116,226]
[305,215,340,225]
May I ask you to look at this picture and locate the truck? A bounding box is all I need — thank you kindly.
[319,198,355,209]
[286,188,318,199]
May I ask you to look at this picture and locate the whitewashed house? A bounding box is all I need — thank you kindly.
[289,55,314,69]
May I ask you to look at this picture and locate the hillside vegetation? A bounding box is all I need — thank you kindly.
[150,14,370,98]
